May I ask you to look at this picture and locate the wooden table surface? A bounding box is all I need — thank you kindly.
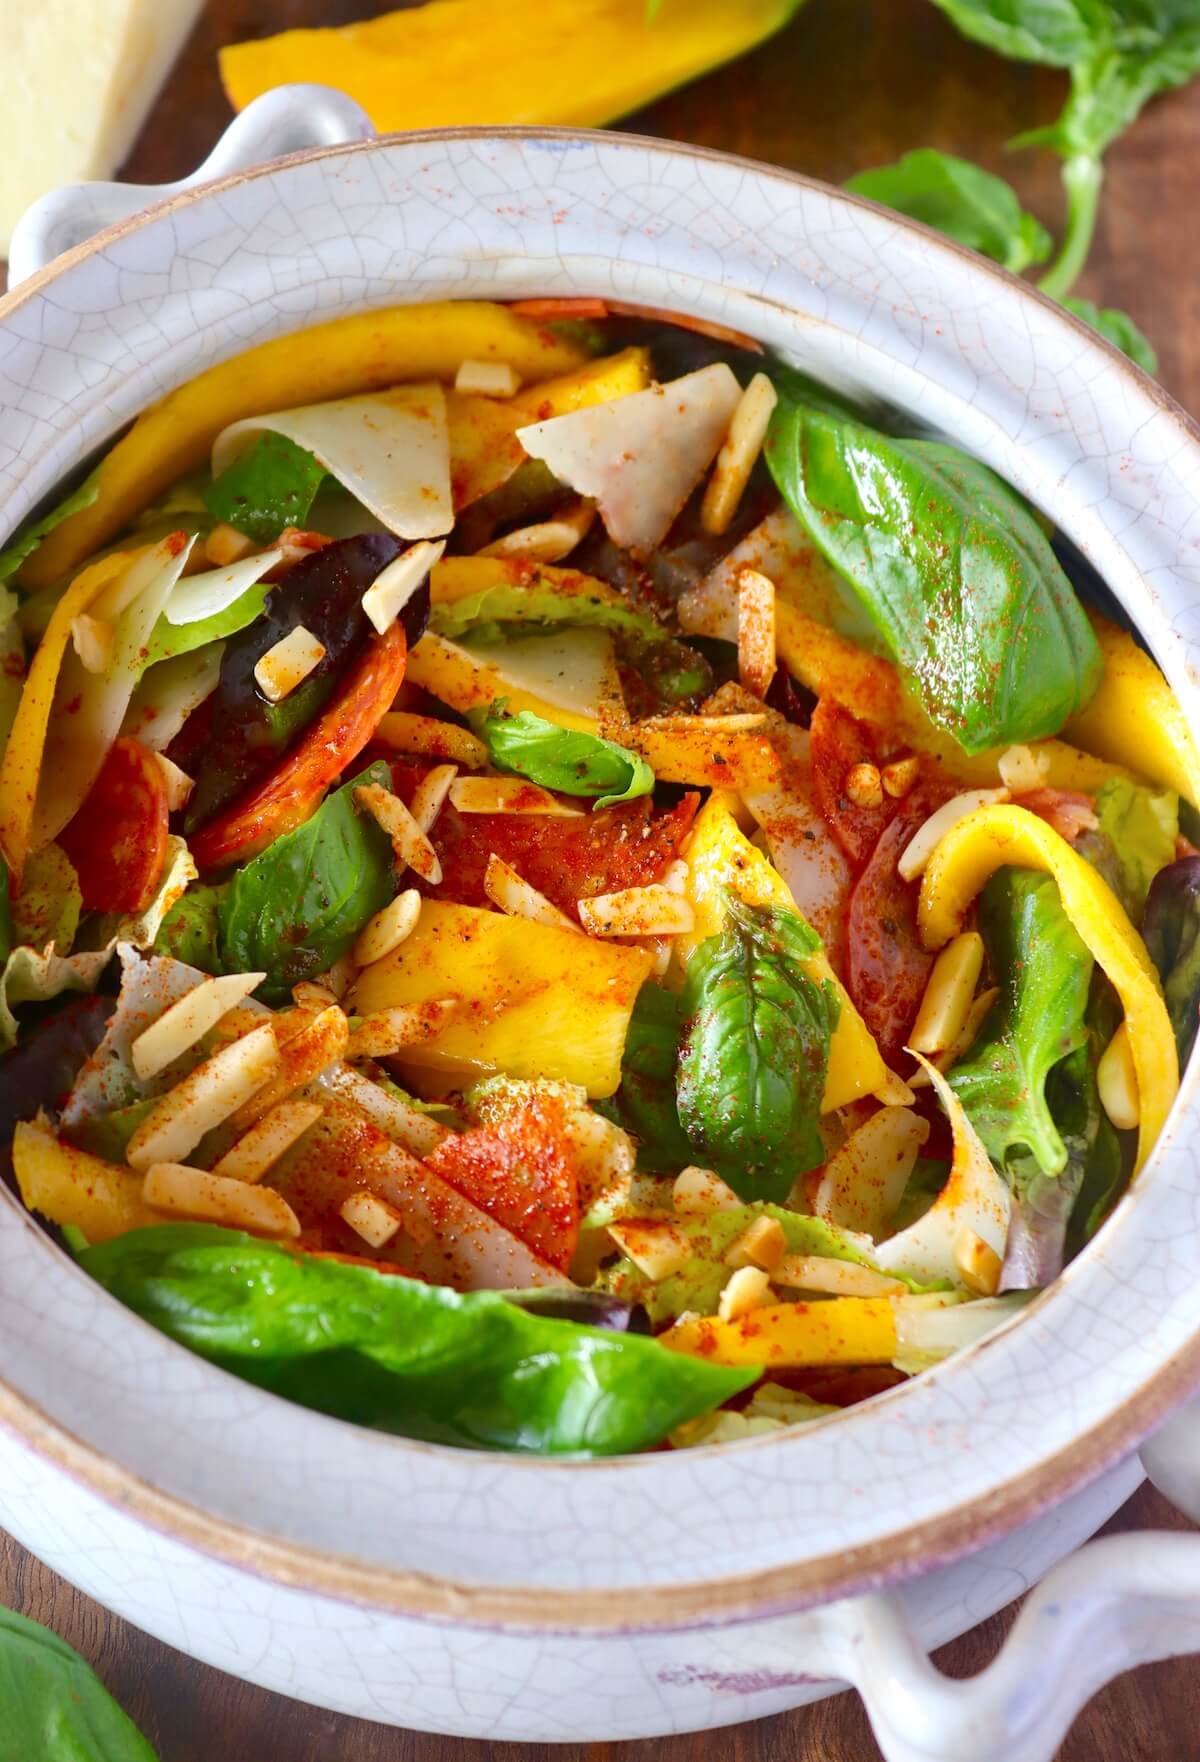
[4,1,1200,1757]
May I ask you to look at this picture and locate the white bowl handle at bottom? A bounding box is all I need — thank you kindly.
[7,83,373,288]
[829,1402,1200,1762]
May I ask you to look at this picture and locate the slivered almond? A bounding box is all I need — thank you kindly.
[126,1023,279,1170]
[736,567,777,699]
[608,1218,691,1282]
[291,980,341,1011]
[409,763,457,834]
[155,752,195,812]
[775,1256,906,1299]
[717,1265,772,1322]
[373,712,488,769]
[908,986,999,1088]
[997,744,1052,793]
[672,1166,742,1215]
[484,853,580,933]
[478,500,595,563]
[131,972,268,1082]
[212,1099,324,1183]
[644,711,766,734]
[873,1069,917,1107]
[228,1004,349,1133]
[205,523,256,567]
[355,782,443,882]
[578,884,695,938]
[143,1162,300,1239]
[340,1188,405,1249]
[953,1228,1003,1297]
[881,755,920,800]
[71,613,114,675]
[361,539,445,636]
[346,999,458,1060]
[323,1066,450,1158]
[455,359,521,397]
[354,889,423,967]
[701,372,778,536]
[448,776,584,817]
[253,624,326,703]
[724,1215,786,1273]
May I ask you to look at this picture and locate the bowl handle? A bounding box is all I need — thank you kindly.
[832,1410,1200,1762]
[6,83,373,289]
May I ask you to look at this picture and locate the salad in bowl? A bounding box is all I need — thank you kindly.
[0,295,1192,1459]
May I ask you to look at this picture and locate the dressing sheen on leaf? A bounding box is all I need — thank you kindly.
[473,703,654,810]
[765,370,1103,753]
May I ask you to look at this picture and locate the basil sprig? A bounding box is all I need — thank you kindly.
[848,148,1051,273]
[473,703,654,810]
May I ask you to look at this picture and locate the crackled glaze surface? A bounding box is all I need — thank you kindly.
[2,127,1200,1734]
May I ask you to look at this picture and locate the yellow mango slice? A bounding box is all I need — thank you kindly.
[406,628,624,734]
[221,0,806,133]
[0,551,131,880]
[20,303,587,590]
[351,901,652,1098]
[1065,612,1200,810]
[918,803,1177,1171]
[661,1297,897,1368]
[678,793,888,1110]
[447,346,651,509]
[13,1118,158,1244]
[624,719,782,792]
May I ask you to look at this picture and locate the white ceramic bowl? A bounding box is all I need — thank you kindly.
[4,90,1200,1761]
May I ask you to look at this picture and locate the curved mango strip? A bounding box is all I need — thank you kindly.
[660,1297,897,1368]
[678,792,888,1111]
[1065,612,1200,811]
[0,551,132,881]
[918,803,1177,1171]
[13,1117,158,1243]
[20,303,588,590]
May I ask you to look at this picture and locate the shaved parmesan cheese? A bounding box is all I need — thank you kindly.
[131,971,267,1082]
[122,642,223,753]
[155,753,194,812]
[212,384,453,541]
[126,1021,279,1170]
[346,999,458,1059]
[144,1162,300,1239]
[163,549,283,626]
[448,776,583,817]
[212,1098,324,1184]
[407,627,622,732]
[484,853,580,933]
[516,364,741,554]
[361,539,445,636]
[813,1106,930,1239]
[253,624,326,703]
[70,613,114,675]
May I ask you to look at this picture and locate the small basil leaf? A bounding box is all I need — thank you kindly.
[597,980,693,1171]
[0,1604,160,1761]
[473,704,654,810]
[429,572,668,648]
[928,1,1096,66]
[765,371,1103,753]
[203,432,327,544]
[1061,296,1159,373]
[78,1223,754,1455]
[218,761,395,1002]
[677,893,837,1204]
[142,576,274,671]
[848,149,1052,272]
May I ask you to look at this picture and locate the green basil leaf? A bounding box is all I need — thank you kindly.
[203,432,326,545]
[219,762,395,1002]
[151,883,226,973]
[473,704,654,810]
[0,1604,159,1761]
[929,0,1099,65]
[1093,774,1178,917]
[597,980,694,1171]
[142,576,274,670]
[0,466,101,584]
[79,1223,754,1455]
[1061,295,1159,371]
[848,149,1052,272]
[676,893,837,1204]
[765,371,1103,753]
[949,867,1094,1179]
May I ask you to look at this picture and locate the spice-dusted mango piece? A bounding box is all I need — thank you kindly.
[1065,611,1200,810]
[678,793,888,1110]
[221,0,807,133]
[660,1297,898,1368]
[20,303,587,590]
[351,901,653,1098]
[13,1117,158,1244]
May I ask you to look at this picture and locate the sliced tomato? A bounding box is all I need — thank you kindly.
[423,792,699,919]
[810,698,898,871]
[508,297,610,321]
[426,1094,580,1272]
[189,622,409,873]
[845,784,947,1067]
[58,736,169,914]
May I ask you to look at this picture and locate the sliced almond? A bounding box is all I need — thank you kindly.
[1098,1021,1139,1130]
[355,782,443,883]
[339,1188,405,1249]
[448,776,584,817]
[478,500,596,563]
[143,1162,300,1239]
[253,624,327,703]
[71,612,114,675]
[701,372,778,536]
[484,853,580,933]
[997,744,1052,793]
[228,1004,349,1134]
[717,1264,772,1322]
[910,932,985,1056]
[776,1255,905,1299]
[361,539,445,636]
[131,972,268,1082]
[372,711,488,769]
[736,566,777,699]
[205,523,257,567]
[346,999,458,1060]
[454,359,521,397]
[578,884,695,938]
[353,889,423,967]
[127,1022,279,1170]
[724,1215,786,1273]
[908,985,1000,1088]
[409,763,458,834]
[212,1099,324,1184]
[291,980,341,1011]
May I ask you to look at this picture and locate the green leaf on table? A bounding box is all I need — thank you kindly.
[78,1223,754,1455]
[848,149,1052,272]
[676,892,838,1204]
[1061,295,1159,372]
[0,1604,159,1761]
[218,761,396,1002]
[203,431,326,544]
[1094,774,1178,917]
[0,467,101,584]
[765,369,1103,753]
[472,703,654,810]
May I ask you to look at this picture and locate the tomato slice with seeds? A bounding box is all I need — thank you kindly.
[58,736,169,915]
[426,1094,580,1272]
[810,698,898,872]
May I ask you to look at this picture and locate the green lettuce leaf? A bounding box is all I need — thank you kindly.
[151,883,226,973]
[11,844,81,953]
[0,1605,159,1762]
[0,467,101,583]
[79,1223,754,1456]
[204,431,326,544]
[670,1382,838,1448]
[472,703,654,810]
[1094,774,1178,917]
[142,577,274,670]
[848,149,1051,272]
[676,892,838,1203]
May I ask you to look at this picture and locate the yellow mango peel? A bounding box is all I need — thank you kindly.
[661,1297,897,1369]
[918,803,1177,1170]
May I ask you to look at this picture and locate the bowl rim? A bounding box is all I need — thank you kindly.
[3,122,1200,1632]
